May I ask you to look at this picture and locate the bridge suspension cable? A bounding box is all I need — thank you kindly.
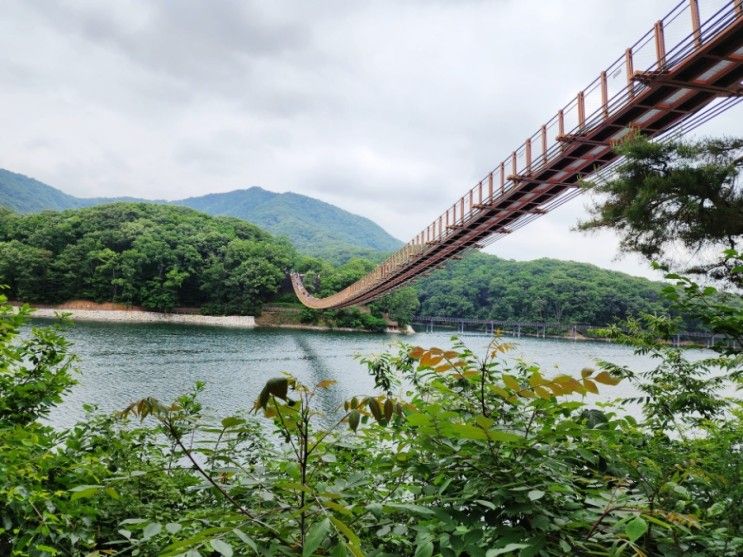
[293,0,743,310]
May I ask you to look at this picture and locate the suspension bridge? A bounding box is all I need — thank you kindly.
[292,0,743,310]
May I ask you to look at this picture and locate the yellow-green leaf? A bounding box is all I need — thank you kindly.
[348,410,360,433]
[383,398,394,421]
[330,517,364,557]
[368,398,384,423]
[594,371,621,385]
[409,346,425,359]
[502,374,520,391]
[583,378,599,394]
[534,386,552,399]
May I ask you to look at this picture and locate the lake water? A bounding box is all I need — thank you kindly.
[41,320,717,428]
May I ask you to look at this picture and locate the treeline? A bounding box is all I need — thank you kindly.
[416,252,671,325]
[0,203,294,315]
[0,203,418,327]
[0,202,677,328]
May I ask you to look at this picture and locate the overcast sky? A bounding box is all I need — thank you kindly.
[1,0,740,279]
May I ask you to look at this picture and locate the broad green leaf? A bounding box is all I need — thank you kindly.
[406,412,431,427]
[304,518,331,557]
[331,542,348,557]
[707,501,726,518]
[165,523,182,534]
[527,489,545,501]
[160,527,233,556]
[486,543,530,556]
[143,522,162,540]
[445,423,488,441]
[502,374,521,391]
[384,503,436,517]
[70,485,103,501]
[488,429,521,443]
[323,499,352,515]
[625,516,648,542]
[330,517,364,557]
[221,416,245,428]
[232,529,258,552]
[414,541,434,557]
[210,539,233,557]
[475,415,494,429]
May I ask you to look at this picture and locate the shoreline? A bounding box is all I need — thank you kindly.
[26,307,257,329]
[21,304,413,334]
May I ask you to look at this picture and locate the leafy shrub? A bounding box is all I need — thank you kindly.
[1,266,741,555]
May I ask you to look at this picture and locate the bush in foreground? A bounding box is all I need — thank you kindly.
[0,271,741,555]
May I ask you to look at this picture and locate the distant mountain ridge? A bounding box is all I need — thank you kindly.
[0,168,401,259]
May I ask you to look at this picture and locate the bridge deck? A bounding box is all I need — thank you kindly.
[293,0,743,309]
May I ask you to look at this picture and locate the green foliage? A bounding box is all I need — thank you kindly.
[370,287,420,327]
[416,251,671,325]
[659,250,743,356]
[0,203,296,314]
[2,136,741,555]
[0,169,402,263]
[0,297,76,426]
[579,136,743,284]
[1,276,741,555]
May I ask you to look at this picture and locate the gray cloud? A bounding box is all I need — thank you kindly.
[1,0,740,280]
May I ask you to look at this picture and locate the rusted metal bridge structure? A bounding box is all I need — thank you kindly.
[293,0,743,309]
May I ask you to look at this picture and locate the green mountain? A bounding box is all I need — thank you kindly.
[178,189,400,260]
[0,169,401,260]
[0,169,83,212]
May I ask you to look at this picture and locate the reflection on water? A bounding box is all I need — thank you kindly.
[40,319,716,429]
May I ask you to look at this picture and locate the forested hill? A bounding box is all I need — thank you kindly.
[416,251,670,325]
[0,203,296,315]
[0,170,674,327]
[0,168,401,260]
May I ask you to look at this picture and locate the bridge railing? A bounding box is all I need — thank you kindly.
[296,0,741,307]
[400,0,738,251]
